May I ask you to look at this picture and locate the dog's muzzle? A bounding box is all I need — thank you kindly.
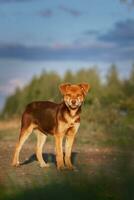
[65,98,82,109]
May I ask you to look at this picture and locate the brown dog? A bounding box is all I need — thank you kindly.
[12,83,90,170]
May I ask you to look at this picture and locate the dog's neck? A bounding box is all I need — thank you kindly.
[62,101,81,117]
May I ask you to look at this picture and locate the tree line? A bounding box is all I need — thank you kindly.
[1,64,134,119]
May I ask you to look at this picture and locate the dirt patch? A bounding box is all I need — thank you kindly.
[1,140,134,188]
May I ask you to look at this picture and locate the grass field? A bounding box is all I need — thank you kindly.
[0,116,134,200]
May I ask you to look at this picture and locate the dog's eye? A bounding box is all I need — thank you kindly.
[66,94,71,97]
[77,94,81,97]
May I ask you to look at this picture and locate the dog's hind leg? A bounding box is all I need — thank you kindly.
[35,130,49,168]
[12,124,34,167]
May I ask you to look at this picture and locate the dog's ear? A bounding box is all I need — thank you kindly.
[79,83,90,96]
[59,83,71,95]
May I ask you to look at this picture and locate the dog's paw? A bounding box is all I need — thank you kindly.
[12,161,20,167]
[66,164,78,171]
[40,163,50,168]
[57,164,66,170]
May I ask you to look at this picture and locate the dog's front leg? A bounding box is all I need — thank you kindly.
[54,134,65,170]
[65,124,79,170]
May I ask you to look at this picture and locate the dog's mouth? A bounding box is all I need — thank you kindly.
[64,99,82,109]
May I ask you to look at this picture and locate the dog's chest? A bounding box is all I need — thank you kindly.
[58,112,80,133]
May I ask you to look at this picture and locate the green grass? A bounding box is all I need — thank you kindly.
[1,112,134,200]
[1,163,134,200]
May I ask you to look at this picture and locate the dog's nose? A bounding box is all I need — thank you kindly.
[71,99,76,105]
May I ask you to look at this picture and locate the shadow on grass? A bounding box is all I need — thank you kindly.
[21,152,78,167]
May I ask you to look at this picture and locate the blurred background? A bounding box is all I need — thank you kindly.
[0,1,134,200]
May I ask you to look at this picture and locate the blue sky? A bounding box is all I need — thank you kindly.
[0,0,134,109]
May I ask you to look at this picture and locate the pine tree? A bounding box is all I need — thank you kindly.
[104,64,123,104]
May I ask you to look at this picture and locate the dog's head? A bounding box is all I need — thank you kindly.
[59,83,90,109]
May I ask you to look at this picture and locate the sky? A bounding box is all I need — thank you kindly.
[0,0,134,109]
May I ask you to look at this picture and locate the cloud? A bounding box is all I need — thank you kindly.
[84,30,100,36]
[38,9,53,17]
[59,5,83,17]
[0,42,118,62]
[98,19,134,46]
[0,78,25,95]
[1,19,134,62]
[119,0,134,6]
[96,18,134,61]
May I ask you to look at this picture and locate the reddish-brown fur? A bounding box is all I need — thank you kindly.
[12,83,90,170]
